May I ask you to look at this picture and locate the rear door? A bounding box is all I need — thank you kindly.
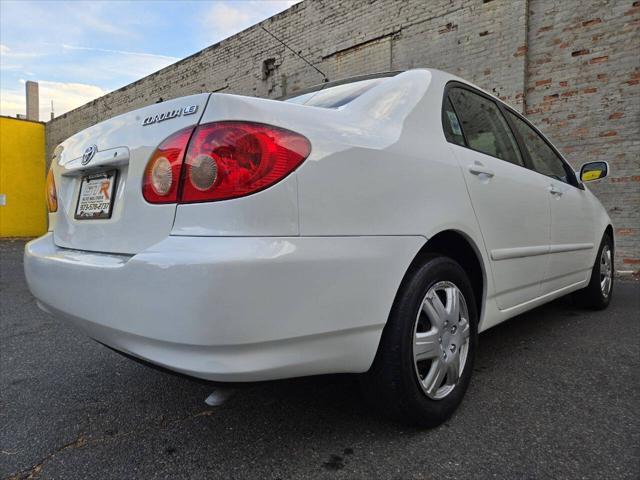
[51,94,209,254]
[444,86,551,310]
[504,110,596,293]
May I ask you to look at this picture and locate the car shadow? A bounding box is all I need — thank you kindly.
[104,292,586,436]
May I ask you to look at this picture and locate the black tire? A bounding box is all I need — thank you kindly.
[572,233,614,310]
[361,254,478,427]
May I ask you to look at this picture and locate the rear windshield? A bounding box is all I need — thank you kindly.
[285,77,388,108]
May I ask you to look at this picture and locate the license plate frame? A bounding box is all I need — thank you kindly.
[74,170,118,220]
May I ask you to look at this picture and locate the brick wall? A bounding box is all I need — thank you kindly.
[525,0,640,270]
[45,0,639,268]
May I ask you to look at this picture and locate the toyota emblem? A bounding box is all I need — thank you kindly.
[81,145,97,165]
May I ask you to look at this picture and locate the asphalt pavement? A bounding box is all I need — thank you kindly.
[1,239,639,479]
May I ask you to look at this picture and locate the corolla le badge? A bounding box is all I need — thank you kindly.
[142,105,198,126]
[81,144,97,165]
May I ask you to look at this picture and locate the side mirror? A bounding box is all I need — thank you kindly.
[580,161,608,183]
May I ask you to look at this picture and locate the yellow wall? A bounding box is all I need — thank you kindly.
[0,116,46,237]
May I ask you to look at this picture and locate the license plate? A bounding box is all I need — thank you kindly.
[75,170,117,220]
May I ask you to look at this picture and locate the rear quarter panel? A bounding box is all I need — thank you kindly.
[295,71,483,241]
[295,70,495,327]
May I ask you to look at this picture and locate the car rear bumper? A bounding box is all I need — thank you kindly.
[24,233,424,381]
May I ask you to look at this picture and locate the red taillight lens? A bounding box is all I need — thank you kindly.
[179,122,311,203]
[142,127,194,203]
[46,168,57,212]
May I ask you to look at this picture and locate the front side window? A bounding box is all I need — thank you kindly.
[506,111,570,183]
[448,88,524,167]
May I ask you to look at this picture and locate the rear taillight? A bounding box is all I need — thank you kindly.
[142,122,310,204]
[180,122,311,203]
[142,127,194,203]
[46,169,57,212]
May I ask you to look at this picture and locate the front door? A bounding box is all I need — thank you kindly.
[504,109,596,293]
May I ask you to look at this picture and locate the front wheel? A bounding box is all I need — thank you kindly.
[573,233,614,310]
[361,255,478,427]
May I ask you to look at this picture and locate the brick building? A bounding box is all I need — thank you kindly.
[45,0,640,268]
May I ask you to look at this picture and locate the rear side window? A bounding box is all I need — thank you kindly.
[442,96,465,147]
[448,88,524,167]
[505,111,570,183]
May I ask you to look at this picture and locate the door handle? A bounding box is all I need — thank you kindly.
[468,163,495,178]
[548,184,563,196]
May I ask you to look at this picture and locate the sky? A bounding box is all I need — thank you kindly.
[0,0,300,120]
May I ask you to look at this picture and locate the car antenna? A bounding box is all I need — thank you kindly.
[260,25,329,83]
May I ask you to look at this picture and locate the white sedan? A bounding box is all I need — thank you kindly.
[25,69,614,427]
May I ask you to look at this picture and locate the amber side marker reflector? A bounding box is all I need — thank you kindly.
[46,169,58,212]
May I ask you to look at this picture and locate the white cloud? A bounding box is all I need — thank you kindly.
[0,89,25,116]
[0,44,42,73]
[51,44,181,82]
[72,8,137,38]
[2,43,181,89]
[40,81,109,118]
[0,80,108,120]
[1,2,139,43]
[0,64,23,72]
[0,44,42,58]
[59,44,179,63]
[201,1,302,43]
[86,51,179,83]
[1,44,44,75]
[203,3,253,40]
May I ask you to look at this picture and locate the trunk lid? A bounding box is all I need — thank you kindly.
[51,93,210,254]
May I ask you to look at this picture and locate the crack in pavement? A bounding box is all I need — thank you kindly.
[6,433,88,480]
[5,409,217,479]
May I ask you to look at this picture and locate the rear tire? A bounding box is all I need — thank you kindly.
[361,254,478,427]
[573,233,614,310]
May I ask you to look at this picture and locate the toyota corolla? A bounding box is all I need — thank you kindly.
[24,69,614,426]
